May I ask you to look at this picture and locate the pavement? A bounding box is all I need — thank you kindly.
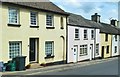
[1,57,118,75]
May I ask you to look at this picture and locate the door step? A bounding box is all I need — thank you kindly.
[26,63,43,69]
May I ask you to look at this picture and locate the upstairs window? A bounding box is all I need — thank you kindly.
[9,8,19,24]
[91,30,94,39]
[75,29,79,39]
[105,34,108,41]
[84,29,88,39]
[60,17,64,29]
[46,14,54,27]
[30,11,38,26]
[115,35,117,41]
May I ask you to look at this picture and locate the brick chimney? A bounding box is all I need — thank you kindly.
[91,13,101,23]
[110,19,118,27]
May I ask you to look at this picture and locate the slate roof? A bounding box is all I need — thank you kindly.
[1,0,69,15]
[68,13,119,35]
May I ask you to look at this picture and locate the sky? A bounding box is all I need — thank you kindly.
[50,0,119,23]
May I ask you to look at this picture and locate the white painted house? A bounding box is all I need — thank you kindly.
[111,19,120,57]
[67,13,100,63]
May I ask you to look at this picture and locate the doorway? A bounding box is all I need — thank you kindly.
[29,38,38,62]
[90,44,93,60]
[73,46,78,63]
[102,46,104,58]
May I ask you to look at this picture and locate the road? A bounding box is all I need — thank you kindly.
[38,58,118,75]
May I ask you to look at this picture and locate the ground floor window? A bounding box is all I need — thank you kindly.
[80,45,87,56]
[9,41,22,58]
[96,44,99,55]
[45,41,54,57]
[106,46,109,54]
[114,46,117,53]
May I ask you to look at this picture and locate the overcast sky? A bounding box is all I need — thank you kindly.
[50,0,118,23]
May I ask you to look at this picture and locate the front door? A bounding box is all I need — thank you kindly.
[90,44,93,60]
[102,46,104,58]
[73,46,78,63]
[29,38,38,62]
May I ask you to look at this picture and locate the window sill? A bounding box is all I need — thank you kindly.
[45,55,55,59]
[30,26,39,28]
[8,23,21,27]
[61,27,64,29]
[74,38,80,40]
[84,38,88,40]
[46,27,55,29]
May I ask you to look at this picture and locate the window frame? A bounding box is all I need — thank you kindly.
[9,41,22,59]
[84,29,88,40]
[8,7,19,25]
[105,34,108,42]
[60,17,64,29]
[75,28,79,40]
[115,35,117,41]
[30,11,38,27]
[91,30,94,39]
[45,41,54,58]
[80,45,88,56]
[106,46,109,54]
[46,14,54,28]
[96,44,99,55]
[114,46,117,53]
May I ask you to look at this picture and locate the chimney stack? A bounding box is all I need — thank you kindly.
[110,19,118,27]
[91,13,101,23]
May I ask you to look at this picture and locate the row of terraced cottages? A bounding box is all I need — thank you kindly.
[0,1,120,66]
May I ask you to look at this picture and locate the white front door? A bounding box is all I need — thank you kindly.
[90,44,93,60]
[73,46,77,63]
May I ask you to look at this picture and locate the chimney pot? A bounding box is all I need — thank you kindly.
[91,13,101,23]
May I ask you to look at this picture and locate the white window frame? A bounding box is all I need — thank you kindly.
[45,41,54,57]
[8,7,19,24]
[80,45,87,56]
[46,14,54,27]
[9,41,22,59]
[115,35,117,41]
[30,11,38,26]
[75,28,79,39]
[114,46,117,53]
[91,30,94,39]
[84,29,88,39]
[96,44,99,55]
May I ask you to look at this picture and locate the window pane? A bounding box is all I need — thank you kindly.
[30,12,37,26]
[46,14,53,26]
[9,42,21,59]
[9,8,18,24]
[45,41,54,56]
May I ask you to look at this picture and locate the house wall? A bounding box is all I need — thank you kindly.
[95,29,101,58]
[67,26,100,63]
[0,3,2,61]
[100,33,112,58]
[112,35,119,56]
[1,4,67,65]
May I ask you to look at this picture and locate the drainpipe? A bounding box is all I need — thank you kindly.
[94,28,96,59]
[66,16,68,64]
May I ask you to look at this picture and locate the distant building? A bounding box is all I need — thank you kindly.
[67,13,100,63]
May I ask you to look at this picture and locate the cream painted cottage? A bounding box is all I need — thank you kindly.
[0,0,69,66]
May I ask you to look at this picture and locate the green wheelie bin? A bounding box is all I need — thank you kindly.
[13,56,26,71]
